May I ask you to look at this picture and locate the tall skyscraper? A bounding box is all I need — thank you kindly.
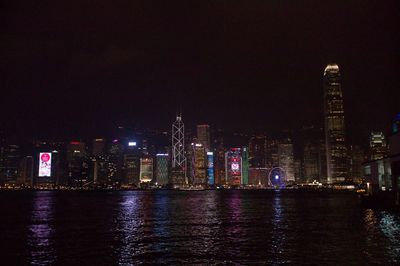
[207,152,215,185]
[278,139,295,183]
[300,126,326,183]
[225,148,242,186]
[303,139,325,183]
[155,154,169,186]
[348,145,364,183]
[197,125,211,151]
[171,114,186,186]
[92,138,106,157]
[323,64,347,183]
[17,156,34,186]
[0,143,20,186]
[213,129,225,185]
[139,157,153,183]
[224,147,248,186]
[191,143,207,185]
[242,147,249,185]
[67,141,89,187]
[123,149,140,187]
[369,131,387,160]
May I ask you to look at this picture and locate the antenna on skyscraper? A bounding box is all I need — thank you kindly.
[176,106,183,119]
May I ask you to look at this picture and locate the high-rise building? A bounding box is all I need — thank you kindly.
[207,152,215,185]
[191,143,207,185]
[369,131,388,160]
[92,138,106,157]
[348,145,364,183]
[0,143,20,186]
[213,129,225,185]
[155,154,169,186]
[224,147,248,186]
[108,139,125,185]
[294,159,302,182]
[139,158,153,183]
[89,138,108,186]
[266,139,279,168]
[249,135,267,168]
[122,140,140,187]
[225,148,242,186]
[278,139,295,182]
[323,64,347,183]
[91,156,109,185]
[123,155,140,187]
[242,147,249,185]
[197,125,211,151]
[17,156,34,186]
[67,141,89,187]
[35,151,61,187]
[171,114,186,186]
[303,139,326,183]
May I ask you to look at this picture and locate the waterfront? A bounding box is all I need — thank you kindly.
[0,190,399,265]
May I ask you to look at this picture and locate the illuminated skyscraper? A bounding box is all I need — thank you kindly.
[191,143,207,185]
[242,147,249,185]
[67,141,89,187]
[213,129,225,185]
[123,142,140,187]
[171,114,186,186]
[92,138,106,156]
[278,139,295,182]
[197,125,211,151]
[155,154,169,186]
[323,64,347,183]
[224,148,248,186]
[139,158,153,183]
[225,148,242,186]
[369,131,387,160]
[348,145,364,183]
[207,152,215,185]
[303,139,325,183]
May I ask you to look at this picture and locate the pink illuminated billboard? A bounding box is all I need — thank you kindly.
[38,152,52,177]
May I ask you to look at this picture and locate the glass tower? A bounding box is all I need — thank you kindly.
[323,64,347,183]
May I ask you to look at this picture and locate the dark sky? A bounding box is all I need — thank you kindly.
[1,1,399,144]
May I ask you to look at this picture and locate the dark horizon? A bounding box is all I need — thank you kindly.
[1,1,399,144]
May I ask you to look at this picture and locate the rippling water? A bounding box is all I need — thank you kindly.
[0,190,399,265]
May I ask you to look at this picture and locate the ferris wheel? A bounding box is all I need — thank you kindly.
[268,167,286,188]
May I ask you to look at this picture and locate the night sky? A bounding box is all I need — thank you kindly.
[1,1,399,145]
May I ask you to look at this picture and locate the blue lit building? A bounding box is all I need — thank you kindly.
[207,152,214,185]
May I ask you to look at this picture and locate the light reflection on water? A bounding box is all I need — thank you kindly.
[1,190,400,264]
[28,191,56,265]
[269,191,287,264]
[117,192,141,265]
[378,211,400,263]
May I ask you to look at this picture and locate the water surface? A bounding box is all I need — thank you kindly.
[0,190,399,265]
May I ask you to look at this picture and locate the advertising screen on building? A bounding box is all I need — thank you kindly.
[38,152,52,177]
[231,163,240,171]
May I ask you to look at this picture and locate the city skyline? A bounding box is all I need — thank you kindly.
[1,2,399,265]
